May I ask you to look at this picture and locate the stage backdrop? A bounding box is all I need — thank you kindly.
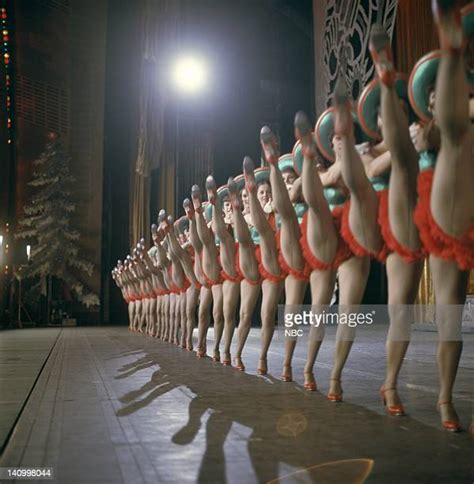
[13,0,107,323]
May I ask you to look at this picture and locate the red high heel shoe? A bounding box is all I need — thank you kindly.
[183,198,195,220]
[369,23,396,87]
[227,177,241,210]
[294,111,317,159]
[281,365,293,382]
[432,0,464,51]
[303,372,317,392]
[243,156,257,193]
[380,386,405,416]
[437,401,462,432]
[260,126,279,165]
[222,356,232,366]
[256,358,268,375]
[332,78,354,137]
[191,185,203,213]
[327,379,343,402]
[158,210,172,236]
[206,176,218,205]
[212,350,221,363]
[196,349,207,359]
[234,357,245,371]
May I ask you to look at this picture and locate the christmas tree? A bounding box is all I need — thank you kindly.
[15,133,100,308]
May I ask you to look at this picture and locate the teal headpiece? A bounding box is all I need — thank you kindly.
[408,50,441,123]
[358,75,414,139]
[205,185,230,222]
[278,153,295,173]
[313,107,369,163]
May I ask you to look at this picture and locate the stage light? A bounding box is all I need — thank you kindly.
[172,56,207,94]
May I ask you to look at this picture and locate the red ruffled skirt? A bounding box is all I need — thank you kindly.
[414,169,474,271]
[255,246,286,284]
[235,244,261,286]
[198,251,224,287]
[341,196,389,263]
[377,189,426,263]
[220,242,244,284]
[276,230,311,281]
[299,208,353,272]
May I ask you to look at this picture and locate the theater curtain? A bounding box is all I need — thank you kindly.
[394,0,438,75]
[131,0,179,247]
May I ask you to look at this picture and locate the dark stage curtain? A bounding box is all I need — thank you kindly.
[394,0,438,75]
[131,0,179,246]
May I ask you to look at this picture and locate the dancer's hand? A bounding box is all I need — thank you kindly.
[355,141,371,156]
[410,121,440,152]
[289,177,302,203]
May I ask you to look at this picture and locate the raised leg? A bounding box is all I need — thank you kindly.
[333,79,384,254]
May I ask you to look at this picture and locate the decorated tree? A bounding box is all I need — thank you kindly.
[15,133,100,308]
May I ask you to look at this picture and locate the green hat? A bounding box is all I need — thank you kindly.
[314,107,369,162]
[175,215,189,234]
[408,50,441,123]
[278,153,295,173]
[358,75,414,139]
[254,167,270,185]
[292,140,304,175]
[232,174,246,192]
[205,185,230,221]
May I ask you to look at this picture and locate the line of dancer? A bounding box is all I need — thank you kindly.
[112,0,473,433]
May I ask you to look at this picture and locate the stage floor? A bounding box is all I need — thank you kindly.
[0,326,472,483]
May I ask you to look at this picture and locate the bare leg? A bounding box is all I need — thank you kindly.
[304,269,337,390]
[258,280,284,375]
[381,86,422,251]
[431,255,468,428]
[211,284,224,361]
[260,128,308,380]
[168,295,176,343]
[228,177,260,283]
[186,285,199,350]
[206,176,238,277]
[149,298,157,336]
[244,157,281,277]
[329,255,370,399]
[206,177,240,364]
[384,253,423,410]
[333,79,384,253]
[192,185,221,282]
[221,280,240,365]
[268,167,305,272]
[128,301,134,331]
[281,277,308,381]
[155,297,162,337]
[431,27,473,236]
[179,293,187,348]
[196,286,212,356]
[234,280,260,369]
[296,111,339,263]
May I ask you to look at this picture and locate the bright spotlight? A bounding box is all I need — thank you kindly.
[172,56,207,94]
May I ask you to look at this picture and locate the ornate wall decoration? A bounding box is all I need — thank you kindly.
[322,0,398,105]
